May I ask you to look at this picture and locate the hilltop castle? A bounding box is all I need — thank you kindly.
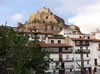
[17,8,80,34]
[14,8,100,74]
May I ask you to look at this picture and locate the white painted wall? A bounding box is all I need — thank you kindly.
[48,39,65,44]
[95,33,100,39]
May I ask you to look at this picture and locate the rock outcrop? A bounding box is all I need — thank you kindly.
[17,8,80,34]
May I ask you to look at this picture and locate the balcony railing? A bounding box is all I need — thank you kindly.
[76,64,91,69]
[63,58,73,62]
[75,57,90,61]
[62,49,73,53]
[52,58,73,62]
[84,64,91,68]
[65,65,73,69]
[50,49,73,53]
[50,50,59,53]
[51,65,73,70]
[75,43,89,46]
[52,58,59,62]
[75,49,90,53]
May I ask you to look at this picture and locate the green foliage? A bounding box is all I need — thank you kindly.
[0,26,50,74]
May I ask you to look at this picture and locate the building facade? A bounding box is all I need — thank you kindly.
[14,8,100,74]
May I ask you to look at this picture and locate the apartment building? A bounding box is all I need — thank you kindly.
[14,27,100,74]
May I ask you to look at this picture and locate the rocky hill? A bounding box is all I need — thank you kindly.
[17,8,80,34]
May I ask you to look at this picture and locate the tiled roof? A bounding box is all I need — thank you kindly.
[70,38,92,41]
[70,38,100,42]
[39,42,72,47]
[48,37,65,39]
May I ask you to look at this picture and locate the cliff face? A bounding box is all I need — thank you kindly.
[26,8,65,25]
[17,8,80,34]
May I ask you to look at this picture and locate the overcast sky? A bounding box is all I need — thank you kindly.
[0,0,100,33]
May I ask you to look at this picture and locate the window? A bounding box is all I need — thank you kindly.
[86,41,89,46]
[45,25,47,32]
[58,40,61,44]
[94,59,97,66]
[46,16,48,19]
[87,54,89,57]
[59,54,62,61]
[65,47,68,50]
[87,36,90,39]
[59,48,62,53]
[66,55,69,59]
[51,26,54,30]
[87,61,89,64]
[94,68,97,72]
[51,40,54,43]
[70,69,72,72]
[56,62,59,69]
[60,27,62,30]
[61,62,64,69]
[75,41,77,44]
[99,44,100,51]
[86,41,88,43]
[75,41,80,45]
[43,21,45,23]
[50,21,52,23]
[79,36,81,38]
[86,46,88,50]
[80,47,83,49]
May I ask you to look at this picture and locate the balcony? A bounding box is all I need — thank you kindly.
[50,49,73,53]
[50,49,59,53]
[65,65,73,69]
[75,57,90,61]
[76,64,91,69]
[75,43,89,46]
[84,57,90,61]
[55,65,73,69]
[52,58,73,62]
[52,58,59,62]
[75,49,90,53]
[84,64,91,68]
[62,49,73,53]
[63,58,73,62]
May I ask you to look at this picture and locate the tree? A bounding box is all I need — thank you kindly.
[0,26,50,74]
